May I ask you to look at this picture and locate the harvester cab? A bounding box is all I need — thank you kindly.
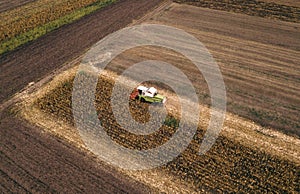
[130,85,166,104]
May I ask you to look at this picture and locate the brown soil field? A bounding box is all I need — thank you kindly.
[1,0,300,193]
[174,0,300,22]
[262,0,300,7]
[144,3,300,137]
[0,0,164,193]
[0,0,36,12]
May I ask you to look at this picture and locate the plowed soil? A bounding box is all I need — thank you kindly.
[174,0,300,23]
[132,3,300,137]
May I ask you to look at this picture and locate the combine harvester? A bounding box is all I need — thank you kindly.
[130,85,166,104]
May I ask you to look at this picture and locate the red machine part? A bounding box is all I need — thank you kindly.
[130,89,139,100]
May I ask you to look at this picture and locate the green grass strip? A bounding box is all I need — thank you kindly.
[0,0,116,56]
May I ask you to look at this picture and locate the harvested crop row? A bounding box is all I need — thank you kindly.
[36,75,179,150]
[173,0,300,23]
[34,74,299,193]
